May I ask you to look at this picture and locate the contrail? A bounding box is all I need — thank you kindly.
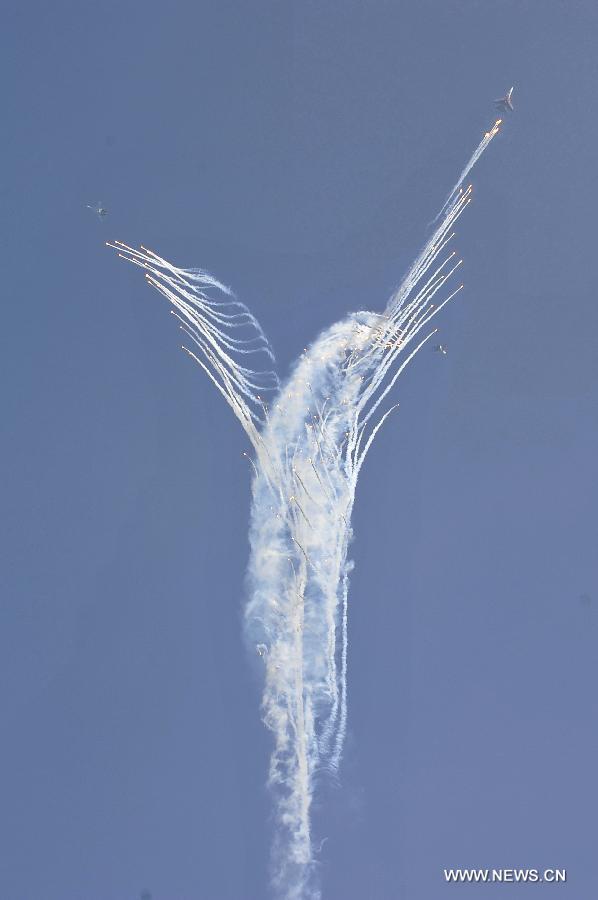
[107,116,502,900]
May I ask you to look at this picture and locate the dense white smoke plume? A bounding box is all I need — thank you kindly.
[108,118,501,900]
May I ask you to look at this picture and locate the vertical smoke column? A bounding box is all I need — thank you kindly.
[245,122,501,899]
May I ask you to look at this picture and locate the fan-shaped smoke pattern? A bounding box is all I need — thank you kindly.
[107,119,502,900]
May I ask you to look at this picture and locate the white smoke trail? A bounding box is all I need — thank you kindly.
[432,117,502,224]
[108,118,502,900]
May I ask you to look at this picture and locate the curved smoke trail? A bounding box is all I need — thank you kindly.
[108,118,502,900]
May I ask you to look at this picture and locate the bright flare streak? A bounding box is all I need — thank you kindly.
[108,117,501,900]
[434,117,501,222]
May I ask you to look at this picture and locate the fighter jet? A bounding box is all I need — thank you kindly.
[494,87,514,112]
[434,344,448,355]
[86,202,108,220]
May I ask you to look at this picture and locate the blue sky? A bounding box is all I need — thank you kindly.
[2,1,597,898]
